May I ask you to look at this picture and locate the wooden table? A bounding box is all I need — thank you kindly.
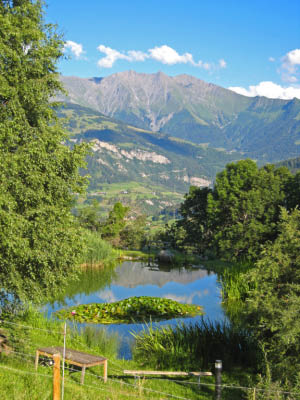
[35,346,107,384]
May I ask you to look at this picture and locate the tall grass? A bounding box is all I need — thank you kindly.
[219,262,253,302]
[132,319,259,372]
[80,230,119,265]
[71,325,120,359]
[4,306,120,360]
[212,261,254,324]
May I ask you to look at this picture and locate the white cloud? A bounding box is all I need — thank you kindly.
[64,40,84,58]
[219,59,227,68]
[283,74,298,83]
[282,49,300,73]
[97,45,130,68]
[97,44,224,71]
[148,45,195,65]
[97,45,150,68]
[269,56,275,62]
[202,62,211,70]
[229,81,300,100]
[127,50,148,62]
[279,49,300,83]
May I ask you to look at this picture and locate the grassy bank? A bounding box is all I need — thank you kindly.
[0,307,226,400]
[0,300,290,399]
[119,249,202,264]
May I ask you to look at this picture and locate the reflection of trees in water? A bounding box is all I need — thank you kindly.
[46,261,214,308]
[49,261,118,305]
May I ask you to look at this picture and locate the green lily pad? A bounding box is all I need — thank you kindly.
[56,296,204,324]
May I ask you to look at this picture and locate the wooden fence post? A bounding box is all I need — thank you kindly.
[215,360,222,400]
[53,353,61,400]
[62,322,67,400]
[103,359,108,383]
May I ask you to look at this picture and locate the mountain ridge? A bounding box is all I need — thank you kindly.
[60,70,251,131]
[59,71,300,162]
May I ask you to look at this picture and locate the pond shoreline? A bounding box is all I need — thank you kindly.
[46,260,225,359]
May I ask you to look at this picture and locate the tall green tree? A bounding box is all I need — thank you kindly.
[101,202,129,245]
[243,207,300,381]
[0,0,87,301]
[173,159,293,260]
[119,214,147,249]
[206,160,291,260]
[77,199,102,232]
[173,186,212,252]
[285,171,300,211]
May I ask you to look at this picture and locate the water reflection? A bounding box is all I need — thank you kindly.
[47,261,225,359]
[113,262,211,288]
[48,262,117,306]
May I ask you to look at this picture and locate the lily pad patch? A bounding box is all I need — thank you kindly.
[56,296,204,324]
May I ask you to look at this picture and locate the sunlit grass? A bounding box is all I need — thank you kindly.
[0,307,225,400]
[132,319,258,372]
[80,230,120,265]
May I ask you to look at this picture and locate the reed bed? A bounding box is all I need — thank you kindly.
[132,319,259,372]
[80,230,119,265]
[219,262,252,302]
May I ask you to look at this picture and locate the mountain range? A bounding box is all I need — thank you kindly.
[60,103,242,214]
[57,71,300,215]
[60,71,300,163]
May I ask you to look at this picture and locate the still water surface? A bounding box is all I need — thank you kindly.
[47,261,225,358]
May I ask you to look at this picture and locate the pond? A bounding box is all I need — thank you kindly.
[47,261,226,358]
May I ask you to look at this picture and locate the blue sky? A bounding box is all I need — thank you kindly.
[46,0,300,99]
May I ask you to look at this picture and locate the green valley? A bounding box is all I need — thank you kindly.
[59,102,244,214]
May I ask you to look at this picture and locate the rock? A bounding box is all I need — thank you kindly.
[157,249,174,263]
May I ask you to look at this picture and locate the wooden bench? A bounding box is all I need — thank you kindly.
[124,370,212,384]
[35,346,107,384]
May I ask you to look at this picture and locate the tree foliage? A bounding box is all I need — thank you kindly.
[169,186,212,252]
[101,202,129,244]
[168,159,300,385]
[76,200,146,250]
[243,208,300,381]
[0,0,87,300]
[171,159,297,261]
[77,199,102,232]
[285,171,300,211]
[207,160,291,260]
[119,214,147,249]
